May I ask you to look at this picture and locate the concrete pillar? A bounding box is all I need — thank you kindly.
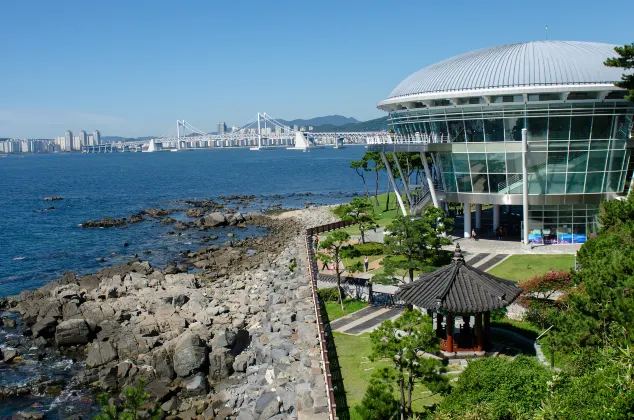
[446,313,454,352]
[522,128,529,245]
[464,200,471,238]
[380,152,408,216]
[420,152,439,208]
[476,313,484,352]
[391,152,412,206]
[493,204,500,230]
[475,204,482,230]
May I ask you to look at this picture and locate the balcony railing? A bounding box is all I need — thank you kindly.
[367,133,452,145]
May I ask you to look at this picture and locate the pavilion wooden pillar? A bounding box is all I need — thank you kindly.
[446,313,454,351]
[436,313,443,337]
[484,311,491,345]
[476,313,484,352]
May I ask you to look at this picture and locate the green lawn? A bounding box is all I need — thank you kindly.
[333,332,443,419]
[325,193,401,237]
[487,254,575,282]
[324,299,368,321]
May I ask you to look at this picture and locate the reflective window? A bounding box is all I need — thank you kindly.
[468,153,487,173]
[452,154,470,172]
[487,153,506,173]
[456,173,472,192]
[471,174,489,193]
[606,149,626,172]
[448,121,465,142]
[527,117,548,140]
[506,153,523,173]
[488,174,507,193]
[614,115,632,139]
[508,174,523,193]
[547,173,567,194]
[566,172,586,194]
[443,174,457,192]
[604,172,622,192]
[484,118,504,142]
[585,173,604,193]
[465,120,485,142]
[569,140,589,150]
[567,151,588,172]
[570,115,592,140]
[504,117,523,141]
[527,172,546,194]
[527,152,548,175]
[587,150,608,171]
[547,152,568,172]
[591,115,612,139]
[549,116,571,140]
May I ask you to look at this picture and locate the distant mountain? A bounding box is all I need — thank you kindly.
[310,116,388,133]
[277,115,360,127]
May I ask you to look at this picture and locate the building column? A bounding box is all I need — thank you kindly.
[476,313,484,352]
[484,311,491,344]
[493,205,500,231]
[420,152,440,208]
[521,128,529,245]
[475,204,482,230]
[464,199,471,238]
[380,152,408,216]
[436,313,443,337]
[446,313,454,352]
[391,152,413,207]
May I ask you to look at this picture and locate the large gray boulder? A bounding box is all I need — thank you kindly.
[255,392,281,419]
[173,332,207,377]
[208,347,235,382]
[86,341,118,368]
[203,212,227,227]
[31,316,58,339]
[55,319,93,346]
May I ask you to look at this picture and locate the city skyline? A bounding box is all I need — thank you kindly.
[1,0,632,138]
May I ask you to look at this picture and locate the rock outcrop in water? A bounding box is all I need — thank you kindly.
[2,207,339,419]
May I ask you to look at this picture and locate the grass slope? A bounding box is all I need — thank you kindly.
[487,254,575,282]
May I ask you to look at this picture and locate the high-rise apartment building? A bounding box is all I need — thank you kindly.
[217,122,227,134]
[64,130,73,152]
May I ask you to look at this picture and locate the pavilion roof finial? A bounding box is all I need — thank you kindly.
[453,243,464,263]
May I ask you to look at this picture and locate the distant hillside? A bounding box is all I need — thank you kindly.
[278,115,360,127]
[311,116,388,133]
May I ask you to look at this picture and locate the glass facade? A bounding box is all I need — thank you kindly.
[388,100,634,243]
[526,204,600,244]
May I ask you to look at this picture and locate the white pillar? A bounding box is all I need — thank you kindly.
[493,204,500,230]
[420,152,439,208]
[380,152,408,216]
[475,204,482,230]
[522,128,529,245]
[392,152,413,206]
[464,200,471,238]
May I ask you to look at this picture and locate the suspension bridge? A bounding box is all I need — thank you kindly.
[83,112,384,153]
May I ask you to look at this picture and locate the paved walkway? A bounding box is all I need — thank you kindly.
[330,305,404,335]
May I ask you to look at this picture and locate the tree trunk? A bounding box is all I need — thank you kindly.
[408,268,415,284]
[360,228,365,244]
[385,177,391,212]
[374,169,380,206]
[407,366,414,415]
[357,169,372,202]
[335,251,344,311]
[399,369,406,420]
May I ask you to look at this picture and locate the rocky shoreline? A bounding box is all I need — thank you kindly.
[0,206,339,419]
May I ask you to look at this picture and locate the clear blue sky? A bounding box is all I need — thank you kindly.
[0,0,631,138]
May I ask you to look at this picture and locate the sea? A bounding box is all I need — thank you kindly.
[0,145,381,418]
[0,146,376,298]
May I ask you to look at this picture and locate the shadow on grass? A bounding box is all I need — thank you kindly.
[319,300,352,420]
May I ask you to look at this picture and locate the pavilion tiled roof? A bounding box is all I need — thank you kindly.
[395,244,523,313]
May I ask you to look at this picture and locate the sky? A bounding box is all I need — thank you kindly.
[0,0,631,139]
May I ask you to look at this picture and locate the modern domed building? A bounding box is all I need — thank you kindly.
[369,41,634,245]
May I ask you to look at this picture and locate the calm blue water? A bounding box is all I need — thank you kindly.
[0,147,372,297]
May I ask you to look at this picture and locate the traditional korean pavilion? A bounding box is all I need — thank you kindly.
[395,244,523,355]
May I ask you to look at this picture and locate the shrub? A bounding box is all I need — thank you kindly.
[353,242,384,256]
[318,287,345,302]
[354,368,398,420]
[437,356,550,419]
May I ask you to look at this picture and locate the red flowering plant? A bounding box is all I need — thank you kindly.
[518,270,575,328]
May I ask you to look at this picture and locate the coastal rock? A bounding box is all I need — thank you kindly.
[54,319,93,346]
[229,212,246,226]
[208,348,234,382]
[143,209,173,218]
[86,341,118,368]
[31,317,58,339]
[3,348,19,363]
[182,373,208,397]
[3,317,17,329]
[173,221,189,231]
[173,332,207,377]
[81,217,127,229]
[255,392,281,419]
[186,208,205,218]
[43,196,63,201]
[12,411,45,420]
[202,212,227,227]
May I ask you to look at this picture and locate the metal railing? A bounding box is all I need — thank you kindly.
[366,133,452,145]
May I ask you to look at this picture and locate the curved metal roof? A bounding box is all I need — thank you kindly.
[386,41,623,100]
[395,244,522,313]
